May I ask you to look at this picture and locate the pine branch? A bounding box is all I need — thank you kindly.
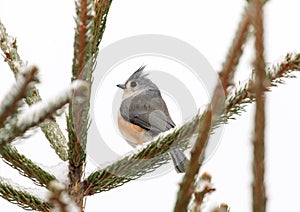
[68,0,113,167]
[0,81,86,148]
[250,0,267,211]
[92,0,113,56]
[84,53,300,195]
[72,0,94,80]
[69,0,113,208]
[69,0,94,163]
[0,66,38,128]
[0,19,24,75]
[41,120,69,161]
[0,81,87,189]
[0,19,69,161]
[1,146,56,188]
[225,53,300,123]
[84,116,200,195]
[69,0,95,209]
[0,177,51,211]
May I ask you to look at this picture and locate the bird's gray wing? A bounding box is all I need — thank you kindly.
[120,89,175,135]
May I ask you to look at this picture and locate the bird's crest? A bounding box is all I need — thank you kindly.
[126,65,148,83]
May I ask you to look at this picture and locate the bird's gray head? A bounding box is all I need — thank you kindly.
[117,65,158,99]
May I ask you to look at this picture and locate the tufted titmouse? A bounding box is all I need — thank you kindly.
[117,65,188,173]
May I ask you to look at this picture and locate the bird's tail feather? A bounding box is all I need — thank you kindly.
[169,148,189,173]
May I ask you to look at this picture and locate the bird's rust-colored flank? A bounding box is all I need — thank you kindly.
[118,112,145,146]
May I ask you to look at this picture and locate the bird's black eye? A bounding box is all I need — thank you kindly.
[130,81,137,87]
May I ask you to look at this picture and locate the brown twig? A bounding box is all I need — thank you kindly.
[77,1,88,78]
[192,173,216,211]
[219,6,251,93]
[220,0,269,93]
[211,203,230,212]
[250,0,267,211]
[173,1,274,210]
[174,110,212,212]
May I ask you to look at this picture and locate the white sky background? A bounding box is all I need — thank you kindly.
[0,0,300,211]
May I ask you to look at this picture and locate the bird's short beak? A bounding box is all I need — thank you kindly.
[117,84,126,89]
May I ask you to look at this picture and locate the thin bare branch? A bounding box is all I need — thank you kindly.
[250,0,267,211]
[174,5,251,210]
[219,6,250,91]
[219,0,268,93]
[174,109,212,212]
[188,172,216,212]
[174,1,274,209]
[211,204,230,212]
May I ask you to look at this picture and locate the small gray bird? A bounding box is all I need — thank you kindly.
[117,65,188,173]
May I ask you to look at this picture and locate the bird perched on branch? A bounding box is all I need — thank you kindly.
[117,65,188,173]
